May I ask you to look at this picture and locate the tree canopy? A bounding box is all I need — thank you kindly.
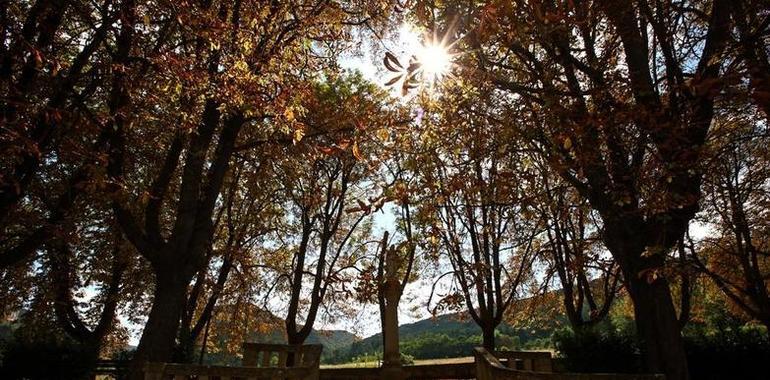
[1,1,769,380]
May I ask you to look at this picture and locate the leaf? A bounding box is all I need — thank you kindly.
[376,128,389,142]
[352,141,363,160]
[384,52,403,72]
[563,137,572,150]
[337,138,351,150]
[384,74,402,87]
[293,126,305,144]
[33,49,43,68]
[284,107,295,122]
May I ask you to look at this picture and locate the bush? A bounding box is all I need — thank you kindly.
[400,352,415,365]
[0,332,95,380]
[684,324,770,380]
[553,320,770,379]
[552,323,642,373]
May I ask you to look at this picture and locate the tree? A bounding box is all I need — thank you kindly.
[411,1,732,377]
[273,144,371,345]
[101,2,395,375]
[730,0,770,120]
[254,74,392,345]
[416,89,541,349]
[694,115,770,335]
[536,167,620,330]
[46,227,128,367]
[175,159,279,362]
[0,0,140,269]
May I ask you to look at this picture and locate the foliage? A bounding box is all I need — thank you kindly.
[1,1,770,379]
[0,320,95,380]
[554,308,770,378]
[553,323,642,373]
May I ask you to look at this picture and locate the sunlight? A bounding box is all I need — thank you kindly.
[379,23,459,95]
[417,42,452,80]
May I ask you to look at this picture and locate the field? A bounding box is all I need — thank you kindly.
[320,356,475,369]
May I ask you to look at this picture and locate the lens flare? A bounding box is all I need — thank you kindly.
[418,42,452,79]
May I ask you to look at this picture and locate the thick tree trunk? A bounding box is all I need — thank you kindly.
[627,275,689,380]
[129,270,190,379]
[287,330,308,345]
[605,225,689,380]
[481,324,495,351]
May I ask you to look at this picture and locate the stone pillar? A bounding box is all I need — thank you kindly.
[381,245,405,379]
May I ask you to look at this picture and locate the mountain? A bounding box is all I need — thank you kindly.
[322,312,559,364]
[306,329,358,352]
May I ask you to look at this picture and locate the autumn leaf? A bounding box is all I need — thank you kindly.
[284,107,295,122]
[384,74,402,87]
[293,126,305,144]
[376,128,389,142]
[563,137,572,150]
[352,141,363,160]
[319,146,336,155]
[384,52,403,72]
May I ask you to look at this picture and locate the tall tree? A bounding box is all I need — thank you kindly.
[273,144,372,344]
[255,74,392,345]
[694,115,770,335]
[411,1,732,376]
[102,2,394,374]
[416,90,541,349]
[536,168,620,330]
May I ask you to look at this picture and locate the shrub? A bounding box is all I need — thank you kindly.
[684,324,770,380]
[0,332,94,380]
[552,324,642,373]
[400,352,415,365]
[553,320,770,379]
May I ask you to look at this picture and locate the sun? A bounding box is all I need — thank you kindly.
[417,42,452,80]
[381,23,460,95]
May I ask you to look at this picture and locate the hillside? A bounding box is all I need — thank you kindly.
[306,329,358,353]
[322,312,558,364]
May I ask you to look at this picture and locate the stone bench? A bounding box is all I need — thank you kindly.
[144,343,322,380]
[474,347,665,380]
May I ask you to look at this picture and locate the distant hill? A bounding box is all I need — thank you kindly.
[323,311,559,364]
[306,329,358,353]
[200,305,361,364]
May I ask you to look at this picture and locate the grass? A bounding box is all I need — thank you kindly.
[320,356,474,369]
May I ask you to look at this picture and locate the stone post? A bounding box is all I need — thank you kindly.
[381,245,405,379]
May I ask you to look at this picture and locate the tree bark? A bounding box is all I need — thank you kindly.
[129,268,190,378]
[627,275,689,380]
[481,323,495,351]
[604,225,689,380]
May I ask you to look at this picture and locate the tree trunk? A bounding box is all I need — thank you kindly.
[129,270,190,379]
[287,330,307,345]
[603,221,689,380]
[627,275,690,380]
[481,324,495,351]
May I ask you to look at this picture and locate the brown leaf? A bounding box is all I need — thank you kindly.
[384,74,402,87]
[352,141,363,160]
[384,52,403,72]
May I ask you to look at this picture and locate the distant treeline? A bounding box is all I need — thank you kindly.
[323,315,554,364]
